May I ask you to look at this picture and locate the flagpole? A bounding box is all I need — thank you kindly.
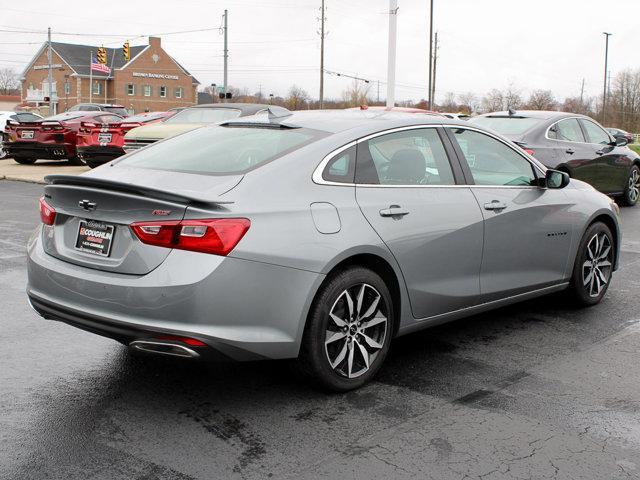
[89,50,93,103]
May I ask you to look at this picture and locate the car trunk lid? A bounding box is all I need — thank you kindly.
[42,170,242,274]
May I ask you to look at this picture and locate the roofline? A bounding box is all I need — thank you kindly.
[21,42,81,79]
[116,45,149,71]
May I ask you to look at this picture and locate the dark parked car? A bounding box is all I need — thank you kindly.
[607,127,634,145]
[68,103,129,117]
[469,111,640,206]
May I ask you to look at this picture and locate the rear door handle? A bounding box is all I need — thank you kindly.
[379,205,410,217]
[596,149,605,155]
[565,148,575,154]
[484,200,508,211]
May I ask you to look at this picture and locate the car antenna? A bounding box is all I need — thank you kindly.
[508,108,516,116]
[267,106,292,120]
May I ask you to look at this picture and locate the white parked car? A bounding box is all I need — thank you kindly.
[0,110,43,159]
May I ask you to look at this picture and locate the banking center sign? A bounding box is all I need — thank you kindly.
[132,72,180,80]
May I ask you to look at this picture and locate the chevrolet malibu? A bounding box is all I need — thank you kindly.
[27,109,621,391]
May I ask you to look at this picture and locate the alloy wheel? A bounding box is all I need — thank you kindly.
[324,283,388,379]
[582,233,612,298]
[628,169,640,204]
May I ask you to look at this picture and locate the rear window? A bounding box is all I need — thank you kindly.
[164,108,242,124]
[105,107,129,117]
[126,112,167,123]
[469,116,543,135]
[45,112,86,121]
[117,125,325,175]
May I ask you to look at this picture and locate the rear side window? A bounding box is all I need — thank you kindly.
[118,126,325,175]
[356,128,455,185]
[580,119,610,145]
[449,128,536,186]
[551,118,585,142]
[322,145,356,183]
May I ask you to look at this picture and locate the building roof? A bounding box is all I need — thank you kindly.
[24,40,199,84]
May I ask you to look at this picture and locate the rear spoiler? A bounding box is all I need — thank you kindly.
[44,175,235,207]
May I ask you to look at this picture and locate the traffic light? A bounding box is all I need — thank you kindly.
[123,41,130,62]
[97,47,107,65]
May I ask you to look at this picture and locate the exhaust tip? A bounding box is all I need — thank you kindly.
[129,340,200,358]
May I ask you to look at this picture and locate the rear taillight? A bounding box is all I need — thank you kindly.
[130,218,250,256]
[39,197,56,225]
[155,335,207,347]
[522,148,535,156]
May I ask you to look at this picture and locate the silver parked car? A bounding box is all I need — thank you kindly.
[27,109,621,391]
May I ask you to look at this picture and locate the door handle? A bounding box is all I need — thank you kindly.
[596,149,604,155]
[565,148,575,154]
[379,205,410,217]
[484,200,508,211]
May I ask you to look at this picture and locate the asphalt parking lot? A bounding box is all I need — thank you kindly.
[1,179,640,480]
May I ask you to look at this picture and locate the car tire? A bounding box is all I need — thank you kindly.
[568,222,614,307]
[297,266,394,392]
[619,165,640,207]
[68,156,86,166]
[13,157,37,165]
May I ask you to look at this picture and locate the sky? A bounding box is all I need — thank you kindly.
[0,0,636,104]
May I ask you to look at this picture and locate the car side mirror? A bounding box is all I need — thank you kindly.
[614,135,628,147]
[546,169,570,189]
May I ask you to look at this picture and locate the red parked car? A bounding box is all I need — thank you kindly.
[4,111,123,165]
[76,111,174,168]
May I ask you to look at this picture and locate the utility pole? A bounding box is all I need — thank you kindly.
[386,0,398,108]
[431,31,438,109]
[427,0,434,110]
[602,32,611,124]
[377,80,380,103]
[89,50,93,103]
[318,0,326,109]
[223,9,228,102]
[580,78,585,104]
[47,27,55,114]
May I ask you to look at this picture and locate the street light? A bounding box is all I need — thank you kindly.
[602,32,612,124]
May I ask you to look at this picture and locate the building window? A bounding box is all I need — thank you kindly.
[159,86,166,98]
[126,84,135,96]
[143,85,152,97]
[64,82,70,95]
[92,81,102,96]
[174,87,183,99]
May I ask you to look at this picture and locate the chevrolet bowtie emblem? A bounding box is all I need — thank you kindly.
[78,199,97,211]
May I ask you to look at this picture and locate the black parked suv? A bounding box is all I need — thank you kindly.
[67,103,129,117]
[469,110,640,206]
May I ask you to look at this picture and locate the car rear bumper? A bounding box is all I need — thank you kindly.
[77,146,125,166]
[26,229,323,361]
[5,141,73,159]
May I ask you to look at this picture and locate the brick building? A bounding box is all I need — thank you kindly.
[20,37,199,114]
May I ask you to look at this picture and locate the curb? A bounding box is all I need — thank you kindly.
[2,176,46,185]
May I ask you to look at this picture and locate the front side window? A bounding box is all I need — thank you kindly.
[117,126,325,175]
[449,128,536,186]
[551,118,585,142]
[356,128,455,185]
[159,86,166,98]
[143,85,152,97]
[580,119,611,145]
[322,146,356,183]
[174,87,183,98]
[126,84,135,96]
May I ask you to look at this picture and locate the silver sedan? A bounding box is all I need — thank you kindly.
[27,108,621,391]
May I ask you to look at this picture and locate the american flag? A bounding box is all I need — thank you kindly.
[91,53,111,74]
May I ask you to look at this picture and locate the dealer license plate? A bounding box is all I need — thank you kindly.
[97,133,112,143]
[75,220,115,257]
[21,130,34,139]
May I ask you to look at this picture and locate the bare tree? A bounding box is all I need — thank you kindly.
[525,90,557,111]
[285,85,310,110]
[503,83,523,110]
[341,79,371,107]
[481,89,504,113]
[439,92,458,112]
[561,95,594,117]
[0,68,19,95]
[458,92,478,114]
